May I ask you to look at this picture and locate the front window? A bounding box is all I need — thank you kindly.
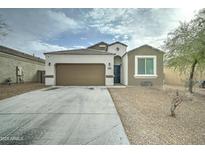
[135,56,156,76]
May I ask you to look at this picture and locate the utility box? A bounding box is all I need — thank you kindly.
[37,70,45,83]
[16,66,24,83]
[16,66,23,76]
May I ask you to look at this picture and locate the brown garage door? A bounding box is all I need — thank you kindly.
[56,64,105,86]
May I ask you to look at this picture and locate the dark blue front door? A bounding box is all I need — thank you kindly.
[114,65,121,83]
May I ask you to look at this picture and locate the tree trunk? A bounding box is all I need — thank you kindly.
[188,59,197,93]
[170,104,176,117]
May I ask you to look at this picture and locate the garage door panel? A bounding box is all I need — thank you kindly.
[56,64,105,86]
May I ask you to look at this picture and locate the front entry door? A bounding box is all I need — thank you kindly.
[114,65,121,83]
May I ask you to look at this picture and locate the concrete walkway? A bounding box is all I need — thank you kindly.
[0,86,129,145]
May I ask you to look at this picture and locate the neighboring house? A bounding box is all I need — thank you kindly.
[44,42,164,86]
[0,45,45,84]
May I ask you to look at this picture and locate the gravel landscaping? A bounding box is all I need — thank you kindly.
[0,83,47,100]
[108,85,205,144]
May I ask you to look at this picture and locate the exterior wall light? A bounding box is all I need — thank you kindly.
[108,62,112,70]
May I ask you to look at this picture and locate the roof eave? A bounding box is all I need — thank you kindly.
[0,45,45,63]
[108,41,128,47]
[128,44,165,54]
[44,53,115,55]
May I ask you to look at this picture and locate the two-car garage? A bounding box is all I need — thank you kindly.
[44,49,114,86]
[56,64,105,86]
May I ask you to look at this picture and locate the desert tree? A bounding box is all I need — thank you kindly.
[169,90,183,117]
[164,9,205,93]
[169,89,193,117]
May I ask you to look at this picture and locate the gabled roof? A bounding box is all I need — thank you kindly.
[44,41,127,55]
[44,48,115,55]
[87,41,108,49]
[108,41,127,47]
[0,45,45,63]
[87,41,127,49]
[128,44,165,54]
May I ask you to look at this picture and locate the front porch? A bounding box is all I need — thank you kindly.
[107,83,126,88]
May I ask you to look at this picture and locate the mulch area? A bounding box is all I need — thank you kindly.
[108,86,205,144]
[0,83,47,100]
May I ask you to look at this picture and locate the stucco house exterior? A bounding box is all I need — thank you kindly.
[44,42,164,86]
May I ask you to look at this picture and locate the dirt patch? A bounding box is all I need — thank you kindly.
[108,86,205,144]
[0,83,47,100]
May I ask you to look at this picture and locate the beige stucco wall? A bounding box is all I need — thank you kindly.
[164,66,205,86]
[114,56,122,65]
[127,46,164,86]
[107,43,127,57]
[0,52,45,84]
[121,54,128,85]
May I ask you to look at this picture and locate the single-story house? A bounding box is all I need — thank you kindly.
[0,45,45,84]
[44,42,164,86]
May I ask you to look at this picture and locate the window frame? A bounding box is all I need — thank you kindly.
[134,55,157,77]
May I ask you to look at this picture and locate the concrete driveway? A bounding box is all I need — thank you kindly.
[0,86,129,145]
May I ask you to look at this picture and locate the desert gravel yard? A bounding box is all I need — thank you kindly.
[108,86,205,144]
[0,83,47,100]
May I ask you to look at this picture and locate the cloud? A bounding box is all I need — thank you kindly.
[71,45,86,49]
[85,8,199,50]
[0,8,200,57]
[24,41,68,56]
[80,37,87,40]
[0,9,82,57]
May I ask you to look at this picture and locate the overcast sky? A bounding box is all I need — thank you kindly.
[0,8,200,58]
